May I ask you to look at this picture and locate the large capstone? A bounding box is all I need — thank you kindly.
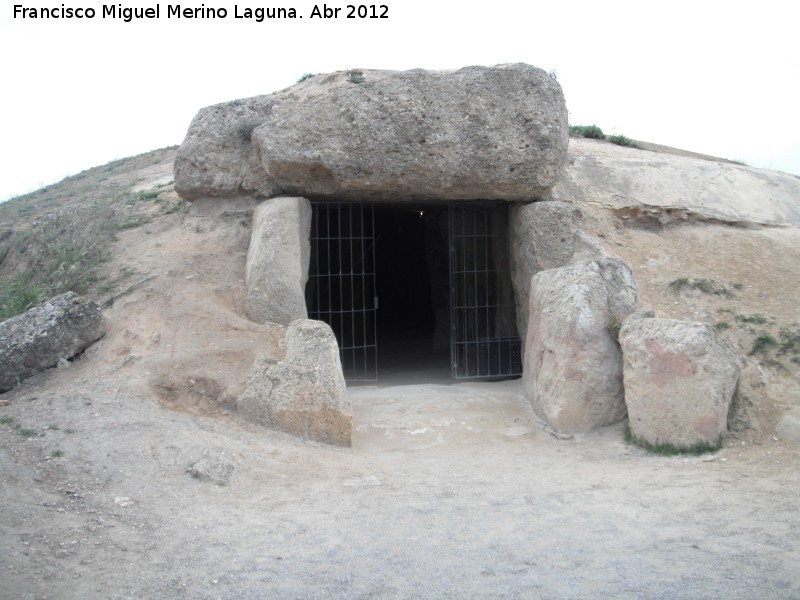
[238,319,351,446]
[245,196,311,325]
[522,259,637,434]
[619,318,741,449]
[174,95,281,201]
[0,292,105,392]
[175,64,569,203]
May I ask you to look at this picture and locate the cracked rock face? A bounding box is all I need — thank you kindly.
[175,63,569,203]
[0,292,105,392]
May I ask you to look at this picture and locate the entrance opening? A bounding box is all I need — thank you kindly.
[306,202,522,384]
[373,205,450,384]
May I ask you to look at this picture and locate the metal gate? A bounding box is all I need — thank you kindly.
[307,203,378,382]
[448,205,522,379]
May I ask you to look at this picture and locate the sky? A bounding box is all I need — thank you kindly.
[1,0,799,201]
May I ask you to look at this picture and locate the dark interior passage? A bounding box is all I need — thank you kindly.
[306,201,521,385]
[372,206,450,384]
[374,207,434,334]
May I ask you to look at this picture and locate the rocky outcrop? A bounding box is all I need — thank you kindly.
[0,292,105,392]
[553,138,800,227]
[245,197,312,325]
[176,64,569,203]
[619,318,740,448]
[522,259,637,434]
[238,319,351,446]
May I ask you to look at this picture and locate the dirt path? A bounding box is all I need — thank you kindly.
[2,369,798,599]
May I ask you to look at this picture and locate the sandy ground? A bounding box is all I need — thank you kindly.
[2,146,800,598]
[2,368,799,600]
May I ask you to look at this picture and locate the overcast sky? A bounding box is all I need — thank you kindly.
[1,0,798,201]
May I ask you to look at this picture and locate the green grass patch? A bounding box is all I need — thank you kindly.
[346,69,365,84]
[608,134,639,148]
[0,416,14,425]
[0,203,120,320]
[18,427,37,438]
[133,190,160,201]
[714,321,731,331]
[569,124,605,139]
[624,424,721,456]
[735,314,768,325]
[0,274,47,321]
[51,449,64,458]
[115,216,150,230]
[0,186,164,322]
[297,72,315,83]
[750,333,778,355]
[569,125,639,148]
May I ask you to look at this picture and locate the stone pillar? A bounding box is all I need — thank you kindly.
[522,258,637,434]
[239,319,352,446]
[245,196,312,325]
[509,201,579,341]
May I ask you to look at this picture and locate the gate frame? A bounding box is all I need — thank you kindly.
[306,201,522,382]
[448,204,523,379]
[307,202,378,382]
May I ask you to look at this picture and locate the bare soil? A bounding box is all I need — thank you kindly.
[1,148,799,599]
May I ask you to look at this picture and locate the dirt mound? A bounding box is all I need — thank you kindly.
[1,144,798,598]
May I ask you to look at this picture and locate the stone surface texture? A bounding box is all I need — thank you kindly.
[174,95,281,201]
[522,259,637,434]
[619,318,741,448]
[245,197,312,325]
[0,292,105,392]
[776,409,800,443]
[238,320,351,446]
[553,137,800,227]
[509,201,580,338]
[175,64,569,203]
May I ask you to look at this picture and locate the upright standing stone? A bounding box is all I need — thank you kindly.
[619,318,740,448]
[239,320,351,446]
[522,259,637,433]
[509,201,579,339]
[245,197,311,325]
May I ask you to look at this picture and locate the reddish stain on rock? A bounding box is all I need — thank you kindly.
[644,338,698,388]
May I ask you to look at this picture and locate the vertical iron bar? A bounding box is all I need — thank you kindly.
[369,204,377,381]
[358,203,364,381]
[307,202,376,382]
[448,204,522,380]
[326,205,333,346]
